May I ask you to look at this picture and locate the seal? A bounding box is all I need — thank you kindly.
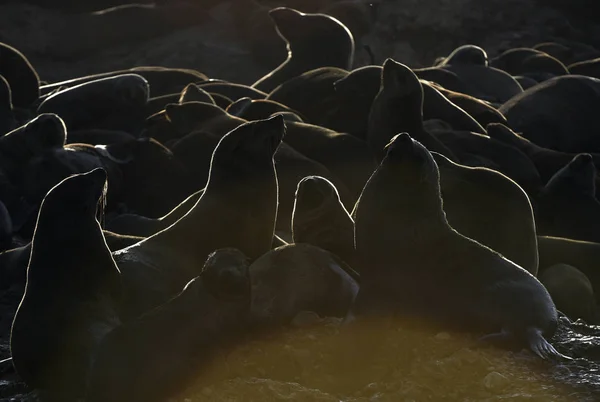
[266,67,351,132]
[292,175,357,270]
[486,122,600,185]
[499,75,600,153]
[252,7,355,93]
[436,44,489,67]
[540,264,596,323]
[568,58,600,79]
[86,248,251,402]
[38,73,149,134]
[10,168,122,400]
[352,132,566,360]
[106,189,203,237]
[430,128,543,195]
[433,153,539,275]
[164,103,352,231]
[426,81,508,128]
[113,115,284,319]
[367,59,456,161]
[534,154,600,243]
[490,48,569,79]
[178,83,215,105]
[441,62,524,104]
[41,66,207,99]
[0,113,66,185]
[250,243,359,327]
[537,236,600,304]
[0,42,40,109]
[332,65,487,138]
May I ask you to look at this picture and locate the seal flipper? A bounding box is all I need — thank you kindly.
[479,327,572,361]
[525,327,572,361]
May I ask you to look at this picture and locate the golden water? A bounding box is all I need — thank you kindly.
[181,317,594,401]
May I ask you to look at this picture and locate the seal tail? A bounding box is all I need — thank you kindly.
[525,327,572,361]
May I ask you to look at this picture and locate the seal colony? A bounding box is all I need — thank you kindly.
[2,0,600,400]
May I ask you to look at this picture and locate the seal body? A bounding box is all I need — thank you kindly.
[352,133,564,360]
[10,169,122,400]
[250,243,359,327]
[292,176,357,270]
[113,116,285,319]
[540,264,596,323]
[252,7,355,93]
[534,154,600,243]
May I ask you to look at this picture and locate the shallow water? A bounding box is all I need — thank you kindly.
[2,314,600,401]
[179,316,600,402]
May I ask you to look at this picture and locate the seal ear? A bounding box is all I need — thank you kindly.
[179,84,215,105]
[381,59,420,93]
[226,97,253,117]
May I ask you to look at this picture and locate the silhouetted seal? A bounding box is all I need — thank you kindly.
[540,264,596,323]
[437,44,488,67]
[433,153,539,275]
[253,7,355,93]
[430,129,543,195]
[292,176,357,270]
[10,168,122,400]
[113,115,285,319]
[568,58,600,79]
[352,133,566,360]
[441,61,524,103]
[266,67,351,131]
[178,84,215,105]
[0,42,39,109]
[538,236,600,304]
[86,248,251,402]
[534,154,600,243]
[41,66,207,98]
[250,243,358,327]
[106,189,203,237]
[164,102,352,230]
[486,122,600,185]
[367,59,456,161]
[38,74,149,134]
[490,48,569,79]
[0,114,66,185]
[499,75,600,153]
[427,81,508,127]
